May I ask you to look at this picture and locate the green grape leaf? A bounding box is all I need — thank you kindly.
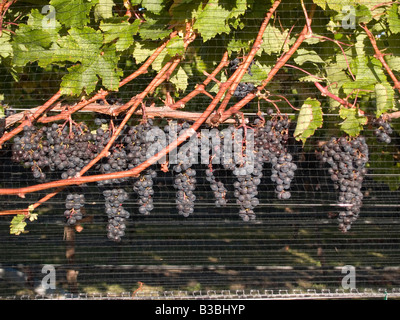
[50,0,98,28]
[151,48,169,72]
[339,106,367,136]
[294,98,323,144]
[227,38,250,54]
[375,82,395,117]
[138,17,171,40]
[240,61,271,84]
[53,27,122,95]
[166,35,185,57]
[141,0,164,14]
[386,55,400,72]
[12,9,62,67]
[10,214,27,235]
[294,48,325,65]
[170,66,188,92]
[0,31,13,60]
[100,18,141,51]
[60,44,122,95]
[94,0,115,20]
[260,24,289,55]
[132,42,158,64]
[193,0,231,42]
[387,4,400,34]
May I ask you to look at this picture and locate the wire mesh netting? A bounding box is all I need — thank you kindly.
[0,1,400,300]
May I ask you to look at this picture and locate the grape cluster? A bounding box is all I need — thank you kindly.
[228,57,256,100]
[322,136,369,232]
[125,120,158,215]
[220,125,262,221]
[205,168,227,207]
[372,116,392,144]
[169,122,198,217]
[104,188,130,242]
[64,193,85,225]
[228,57,254,76]
[232,154,262,221]
[98,145,129,185]
[233,83,256,99]
[254,110,296,200]
[133,169,156,215]
[12,125,48,180]
[12,122,101,181]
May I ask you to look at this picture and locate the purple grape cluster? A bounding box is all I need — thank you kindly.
[322,136,368,232]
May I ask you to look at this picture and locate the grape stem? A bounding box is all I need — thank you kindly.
[360,23,400,92]
[219,3,317,123]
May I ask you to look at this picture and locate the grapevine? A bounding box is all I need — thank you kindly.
[0,0,399,241]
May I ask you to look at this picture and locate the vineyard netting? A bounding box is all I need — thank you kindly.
[0,0,400,300]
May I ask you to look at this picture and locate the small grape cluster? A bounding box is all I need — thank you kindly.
[170,123,198,217]
[372,116,392,144]
[233,83,256,99]
[12,125,48,180]
[228,57,254,76]
[232,155,262,221]
[228,57,256,100]
[104,188,130,242]
[133,169,156,215]
[64,193,85,225]
[205,168,227,207]
[322,136,369,232]
[254,110,296,200]
[173,165,197,217]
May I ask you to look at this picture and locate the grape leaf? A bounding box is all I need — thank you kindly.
[386,55,400,72]
[50,0,98,28]
[138,17,171,40]
[132,42,158,64]
[260,25,289,55]
[387,4,400,34]
[95,0,115,20]
[0,31,13,60]
[294,48,325,65]
[141,0,164,14]
[54,27,122,95]
[100,18,141,51]
[10,214,27,235]
[339,106,367,136]
[294,98,323,144]
[375,82,395,117]
[166,35,185,57]
[61,44,122,95]
[170,66,188,92]
[240,61,271,84]
[193,0,231,42]
[12,9,63,67]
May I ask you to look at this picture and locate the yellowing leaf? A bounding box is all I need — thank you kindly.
[294,98,323,144]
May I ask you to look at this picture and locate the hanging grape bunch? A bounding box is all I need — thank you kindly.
[64,193,85,225]
[200,128,228,207]
[372,116,393,144]
[125,119,158,215]
[104,188,130,242]
[254,109,297,200]
[12,122,100,181]
[321,136,369,232]
[228,57,256,101]
[169,122,198,217]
